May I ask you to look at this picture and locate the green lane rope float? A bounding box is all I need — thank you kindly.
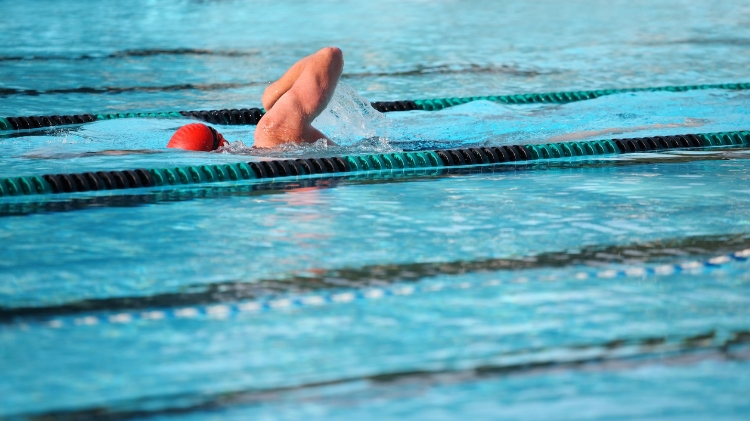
[409,82,750,111]
[1,82,749,131]
[1,130,748,198]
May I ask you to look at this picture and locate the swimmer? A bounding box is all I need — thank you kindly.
[167,47,343,151]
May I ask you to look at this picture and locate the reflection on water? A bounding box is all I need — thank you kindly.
[2,0,750,419]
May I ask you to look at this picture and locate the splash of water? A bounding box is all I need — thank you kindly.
[222,82,397,157]
[312,81,389,146]
[221,136,398,158]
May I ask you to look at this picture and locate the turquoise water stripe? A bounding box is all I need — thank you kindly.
[412,82,750,111]
[11,248,750,331]
[3,82,750,131]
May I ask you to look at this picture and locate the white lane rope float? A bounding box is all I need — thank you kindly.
[13,248,750,331]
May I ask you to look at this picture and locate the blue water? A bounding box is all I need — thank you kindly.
[2,0,750,420]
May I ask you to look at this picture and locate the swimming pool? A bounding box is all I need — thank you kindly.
[2,0,750,419]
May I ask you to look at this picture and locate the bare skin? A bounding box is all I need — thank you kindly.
[253,47,344,148]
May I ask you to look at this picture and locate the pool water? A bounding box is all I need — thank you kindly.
[2,1,750,419]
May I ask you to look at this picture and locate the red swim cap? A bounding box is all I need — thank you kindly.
[167,123,228,152]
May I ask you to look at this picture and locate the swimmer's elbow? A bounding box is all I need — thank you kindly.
[318,47,343,70]
[321,46,343,60]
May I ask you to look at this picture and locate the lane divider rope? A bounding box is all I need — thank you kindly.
[0,130,748,198]
[13,248,750,330]
[1,82,748,131]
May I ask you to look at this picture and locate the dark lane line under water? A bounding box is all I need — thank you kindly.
[3,231,748,323]
[0,48,260,62]
[21,333,750,421]
[0,82,268,98]
[0,64,544,98]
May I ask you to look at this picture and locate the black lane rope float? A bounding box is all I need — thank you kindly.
[1,152,741,218]
[0,130,748,198]
[1,82,749,131]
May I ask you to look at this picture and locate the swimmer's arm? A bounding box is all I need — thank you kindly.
[261,47,343,112]
[255,47,343,147]
[262,55,312,111]
[279,47,343,121]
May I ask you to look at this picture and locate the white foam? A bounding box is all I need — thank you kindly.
[312,82,389,146]
[224,82,398,156]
